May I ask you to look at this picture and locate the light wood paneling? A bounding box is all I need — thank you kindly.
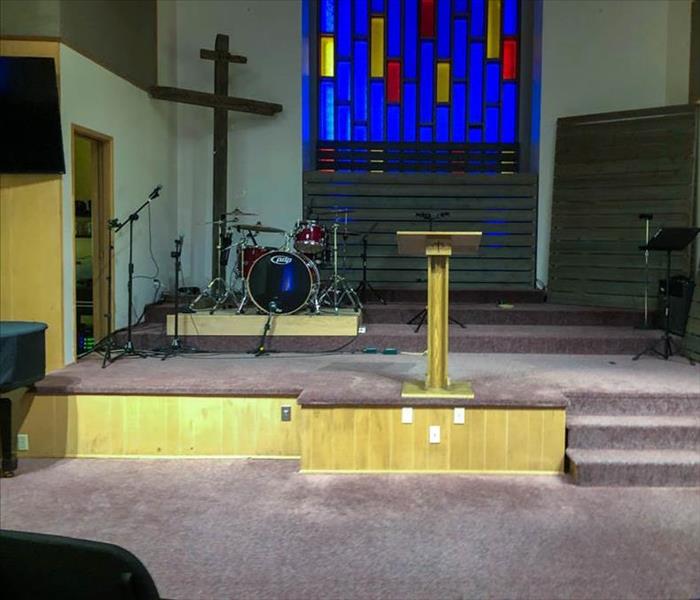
[549,105,698,310]
[17,394,300,458]
[300,406,565,473]
[303,172,537,289]
[167,309,360,337]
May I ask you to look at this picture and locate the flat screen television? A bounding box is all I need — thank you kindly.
[0,56,65,174]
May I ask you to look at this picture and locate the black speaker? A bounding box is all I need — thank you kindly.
[659,276,695,336]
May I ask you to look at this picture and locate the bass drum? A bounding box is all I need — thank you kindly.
[246,250,320,314]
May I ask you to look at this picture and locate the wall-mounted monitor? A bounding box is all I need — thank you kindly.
[0,56,65,174]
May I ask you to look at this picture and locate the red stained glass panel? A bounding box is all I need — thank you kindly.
[387,61,401,103]
[503,39,517,80]
[420,0,435,38]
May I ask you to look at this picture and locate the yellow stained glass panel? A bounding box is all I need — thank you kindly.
[320,36,334,77]
[487,0,501,59]
[371,17,384,78]
[437,62,450,103]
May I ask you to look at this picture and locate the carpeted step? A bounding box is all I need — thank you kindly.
[567,448,700,487]
[368,287,546,304]
[566,392,700,417]
[567,415,700,450]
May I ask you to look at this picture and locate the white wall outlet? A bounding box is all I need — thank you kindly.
[17,434,29,451]
[401,407,413,424]
[358,325,367,334]
[453,407,466,424]
[429,425,440,444]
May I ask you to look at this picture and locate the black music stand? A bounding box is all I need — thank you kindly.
[633,227,699,363]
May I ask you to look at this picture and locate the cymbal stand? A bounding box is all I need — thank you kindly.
[318,223,362,313]
[189,214,233,311]
[406,211,465,332]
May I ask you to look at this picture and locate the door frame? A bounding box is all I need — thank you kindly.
[71,124,114,356]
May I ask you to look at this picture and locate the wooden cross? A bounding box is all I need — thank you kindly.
[150,33,283,278]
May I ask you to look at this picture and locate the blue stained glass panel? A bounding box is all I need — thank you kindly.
[468,42,483,123]
[355,0,368,35]
[338,0,351,56]
[502,81,517,142]
[319,80,334,140]
[371,0,384,13]
[503,0,518,36]
[486,62,500,103]
[370,81,384,141]
[353,41,368,121]
[337,105,351,140]
[404,0,418,78]
[404,83,417,141]
[485,106,499,142]
[471,0,484,37]
[420,126,432,142]
[453,19,467,79]
[320,0,334,33]
[437,0,451,59]
[354,125,368,140]
[337,61,351,102]
[468,127,482,142]
[388,0,401,57]
[419,41,434,123]
[452,83,466,141]
[436,106,449,142]
[454,0,468,13]
[387,105,400,141]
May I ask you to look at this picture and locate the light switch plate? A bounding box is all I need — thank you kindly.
[17,434,29,451]
[429,425,440,444]
[401,407,413,424]
[453,407,465,424]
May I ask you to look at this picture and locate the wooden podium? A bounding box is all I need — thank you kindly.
[397,231,482,399]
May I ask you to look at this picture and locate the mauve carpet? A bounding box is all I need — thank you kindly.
[2,458,699,600]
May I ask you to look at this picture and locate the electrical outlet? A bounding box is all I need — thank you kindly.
[281,405,292,422]
[401,407,413,424]
[17,434,29,451]
[358,326,367,334]
[429,425,440,444]
[453,407,465,424]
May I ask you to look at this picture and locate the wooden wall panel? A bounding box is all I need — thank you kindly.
[683,268,700,360]
[549,105,698,310]
[300,406,565,473]
[17,394,301,458]
[303,172,538,289]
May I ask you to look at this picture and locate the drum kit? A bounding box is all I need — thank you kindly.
[190,207,363,315]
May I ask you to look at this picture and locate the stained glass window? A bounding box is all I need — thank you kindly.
[317,0,521,173]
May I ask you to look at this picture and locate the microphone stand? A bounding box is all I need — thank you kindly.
[103,186,162,366]
[250,301,280,356]
[637,213,654,329]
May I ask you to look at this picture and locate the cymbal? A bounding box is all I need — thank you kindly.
[204,218,237,225]
[226,208,257,216]
[236,223,286,234]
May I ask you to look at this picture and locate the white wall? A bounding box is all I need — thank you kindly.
[60,44,178,362]
[169,0,302,288]
[536,0,693,283]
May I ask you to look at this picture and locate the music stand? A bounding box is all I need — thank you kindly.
[633,227,699,363]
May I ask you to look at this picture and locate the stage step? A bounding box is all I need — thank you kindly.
[566,448,700,487]
[566,393,700,416]
[127,323,660,355]
[567,415,700,450]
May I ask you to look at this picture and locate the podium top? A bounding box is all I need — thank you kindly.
[396,231,482,255]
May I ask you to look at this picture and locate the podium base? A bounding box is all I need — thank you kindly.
[401,379,475,400]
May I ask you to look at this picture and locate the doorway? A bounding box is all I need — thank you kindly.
[72,126,113,355]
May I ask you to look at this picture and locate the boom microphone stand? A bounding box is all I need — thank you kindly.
[103,184,163,366]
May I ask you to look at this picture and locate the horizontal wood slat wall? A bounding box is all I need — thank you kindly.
[549,105,699,310]
[303,172,538,289]
[683,268,700,360]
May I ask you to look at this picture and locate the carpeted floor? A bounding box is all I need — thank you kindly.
[2,458,699,599]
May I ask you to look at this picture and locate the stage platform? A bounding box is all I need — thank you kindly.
[14,352,700,485]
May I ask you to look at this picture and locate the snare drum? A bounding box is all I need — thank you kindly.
[293,220,326,255]
[238,245,272,277]
[246,250,320,314]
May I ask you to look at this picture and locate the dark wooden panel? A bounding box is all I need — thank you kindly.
[304,172,538,289]
[683,268,700,360]
[548,105,698,310]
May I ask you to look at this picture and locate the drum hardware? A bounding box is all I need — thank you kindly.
[317,223,362,313]
[249,300,282,356]
[355,229,386,305]
[157,236,199,360]
[235,223,287,234]
[406,211,465,332]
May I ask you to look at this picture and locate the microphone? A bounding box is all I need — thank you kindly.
[269,300,279,314]
[148,184,163,200]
